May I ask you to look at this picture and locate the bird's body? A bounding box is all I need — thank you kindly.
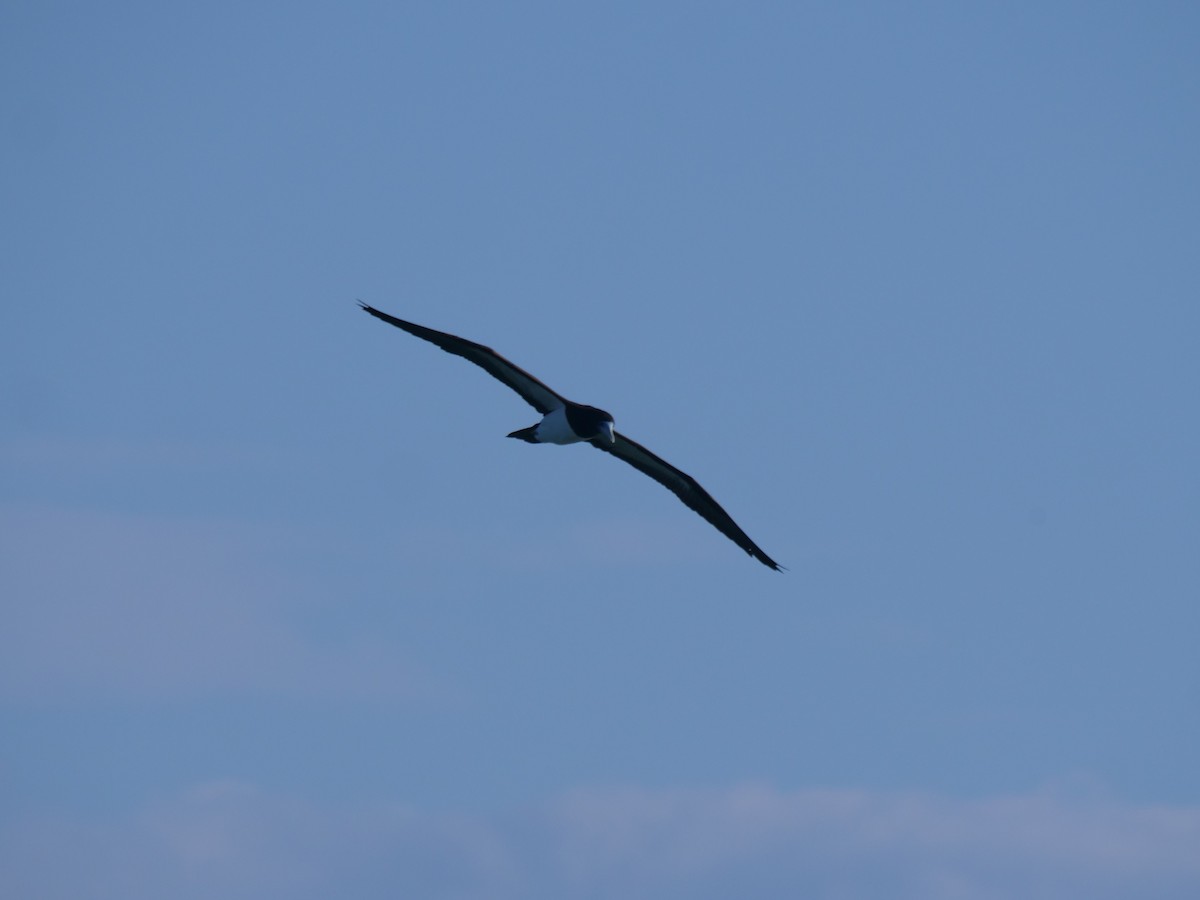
[359,302,781,571]
[508,404,615,446]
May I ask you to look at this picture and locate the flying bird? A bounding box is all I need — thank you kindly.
[359,303,781,571]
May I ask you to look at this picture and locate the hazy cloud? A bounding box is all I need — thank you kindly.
[0,503,438,704]
[2,783,1196,900]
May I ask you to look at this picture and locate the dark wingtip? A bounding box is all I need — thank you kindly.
[754,551,785,572]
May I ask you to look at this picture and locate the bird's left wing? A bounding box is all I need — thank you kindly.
[593,434,782,571]
[359,303,565,414]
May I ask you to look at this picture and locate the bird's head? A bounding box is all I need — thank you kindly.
[596,418,615,445]
[574,404,615,445]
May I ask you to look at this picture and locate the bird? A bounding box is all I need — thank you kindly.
[359,302,781,571]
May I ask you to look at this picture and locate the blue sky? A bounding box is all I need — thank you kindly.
[2,1,1198,897]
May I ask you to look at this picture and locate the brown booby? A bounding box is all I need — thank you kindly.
[359,303,781,571]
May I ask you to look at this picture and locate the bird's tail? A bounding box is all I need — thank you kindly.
[507,425,540,443]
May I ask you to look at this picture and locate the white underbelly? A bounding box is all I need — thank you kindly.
[536,407,586,444]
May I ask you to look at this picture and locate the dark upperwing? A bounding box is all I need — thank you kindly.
[359,303,565,415]
[594,434,782,571]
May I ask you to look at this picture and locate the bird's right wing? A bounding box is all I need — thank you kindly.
[359,303,565,414]
[594,433,782,571]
